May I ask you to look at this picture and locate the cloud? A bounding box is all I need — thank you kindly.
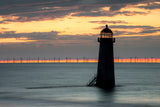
[89,20,128,24]
[0,31,59,40]
[94,25,153,30]
[0,0,103,15]
[115,11,149,16]
[106,0,158,11]
[139,28,160,34]
[0,37,36,44]
[0,27,8,30]
[72,9,149,17]
[0,0,157,23]
[110,25,155,29]
[94,25,160,37]
[0,30,98,46]
[137,1,160,9]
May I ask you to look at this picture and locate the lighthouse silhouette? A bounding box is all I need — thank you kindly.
[96,25,115,89]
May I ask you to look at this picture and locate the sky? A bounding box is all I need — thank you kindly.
[0,0,160,59]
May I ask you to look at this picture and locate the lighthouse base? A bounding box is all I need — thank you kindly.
[96,78,115,89]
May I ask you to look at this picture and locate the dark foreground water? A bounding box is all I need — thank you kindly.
[0,63,160,107]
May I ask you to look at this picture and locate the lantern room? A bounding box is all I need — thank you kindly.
[98,25,115,42]
[100,25,113,38]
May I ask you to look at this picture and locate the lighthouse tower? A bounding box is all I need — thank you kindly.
[96,25,115,89]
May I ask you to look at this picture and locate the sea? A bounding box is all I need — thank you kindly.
[0,63,160,107]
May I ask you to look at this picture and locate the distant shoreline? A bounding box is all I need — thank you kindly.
[0,58,160,63]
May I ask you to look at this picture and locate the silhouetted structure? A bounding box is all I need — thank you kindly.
[96,25,115,89]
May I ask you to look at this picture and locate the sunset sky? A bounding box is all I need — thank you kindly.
[0,0,160,59]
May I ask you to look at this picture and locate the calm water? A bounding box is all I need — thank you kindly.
[0,63,160,107]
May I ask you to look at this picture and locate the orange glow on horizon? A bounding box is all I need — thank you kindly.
[0,58,160,63]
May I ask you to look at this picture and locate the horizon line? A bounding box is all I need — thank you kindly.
[0,58,160,63]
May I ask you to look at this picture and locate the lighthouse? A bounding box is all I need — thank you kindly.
[96,25,115,89]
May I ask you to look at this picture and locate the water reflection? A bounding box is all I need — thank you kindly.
[96,87,116,103]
